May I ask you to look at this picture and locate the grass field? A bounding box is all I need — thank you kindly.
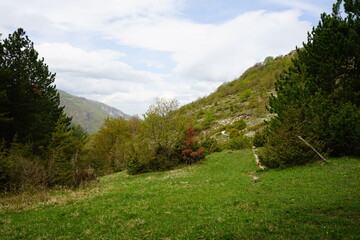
[1,150,359,239]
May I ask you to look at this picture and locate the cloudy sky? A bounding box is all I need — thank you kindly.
[0,0,332,116]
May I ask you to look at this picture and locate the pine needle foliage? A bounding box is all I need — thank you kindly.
[260,0,360,168]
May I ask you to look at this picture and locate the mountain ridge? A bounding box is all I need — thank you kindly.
[58,90,131,134]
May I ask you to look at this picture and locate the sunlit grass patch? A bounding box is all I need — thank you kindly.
[0,151,359,239]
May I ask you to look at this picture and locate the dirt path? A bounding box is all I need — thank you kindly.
[252,146,265,170]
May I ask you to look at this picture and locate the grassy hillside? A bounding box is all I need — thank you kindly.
[59,90,131,134]
[1,150,359,239]
[179,52,296,140]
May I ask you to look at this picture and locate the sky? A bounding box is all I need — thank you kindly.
[0,0,332,116]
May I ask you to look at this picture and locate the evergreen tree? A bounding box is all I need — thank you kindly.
[46,119,88,187]
[0,28,70,150]
[261,0,360,167]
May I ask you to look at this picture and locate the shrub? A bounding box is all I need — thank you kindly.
[263,56,274,65]
[228,128,240,138]
[126,157,147,175]
[90,117,137,174]
[228,135,252,150]
[200,137,222,154]
[46,120,88,187]
[253,130,267,147]
[328,103,360,156]
[201,110,215,129]
[197,109,206,118]
[259,117,327,168]
[258,135,326,169]
[0,146,15,192]
[240,89,251,102]
[229,104,235,112]
[73,168,96,187]
[0,142,48,192]
[233,119,247,130]
[181,127,205,165]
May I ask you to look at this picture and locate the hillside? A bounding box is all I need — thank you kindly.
[59,51,295,136]
[58,90,131,134]
[1,150,359,239]
[179,51,296,141]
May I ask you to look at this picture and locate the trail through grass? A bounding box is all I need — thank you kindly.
[1,150,359,239]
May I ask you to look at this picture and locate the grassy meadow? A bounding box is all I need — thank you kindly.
[1,150,360,239]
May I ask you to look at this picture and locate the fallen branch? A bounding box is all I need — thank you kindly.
[298,136,327,162]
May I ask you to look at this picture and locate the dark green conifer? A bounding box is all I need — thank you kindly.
[0,28,70,150]
[261,0,360,167]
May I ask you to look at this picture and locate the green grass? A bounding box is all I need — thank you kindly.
[1,150,360,239]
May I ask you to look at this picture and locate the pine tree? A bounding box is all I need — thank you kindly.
[0,28,70,150]
[261,0,360,167]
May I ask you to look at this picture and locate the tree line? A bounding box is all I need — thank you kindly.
[0,29,91,191]
[1,0,359,193]
[0,29,207,193]
[88,98,206,176]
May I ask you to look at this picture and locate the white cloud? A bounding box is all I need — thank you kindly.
[0,27,10,39]
[144,61,165,69]
[0,0,317,115]
[0,0,184,33]
[37,42,163,85]
[107,9,310,82]
[36,43,171,114]
[265,0,331,16]
[82,86,158,116]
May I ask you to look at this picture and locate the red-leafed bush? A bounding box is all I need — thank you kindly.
[181,127,205,165]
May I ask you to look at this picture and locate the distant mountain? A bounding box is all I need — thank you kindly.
[58,90,131,134]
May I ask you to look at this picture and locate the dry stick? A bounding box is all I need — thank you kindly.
[298,136,328,162]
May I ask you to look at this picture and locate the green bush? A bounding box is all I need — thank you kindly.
[259,117,327,168]
[127,148,180,175]
[0,149,14,192]
[1,121,90,191]
[253,130,267,147]
[328,103,360,156]
[200,137,222,153]
[228,128,240,138]
[197,109,206,118]
[240,89,251,102]
[259,135,325,169]
[90,117,138,174]
[126,157,147,175]
[0,142,48,192]
[201,110,215,129]
[263,56,274,65]
[228,136,252,150]
[233,119,247,130]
